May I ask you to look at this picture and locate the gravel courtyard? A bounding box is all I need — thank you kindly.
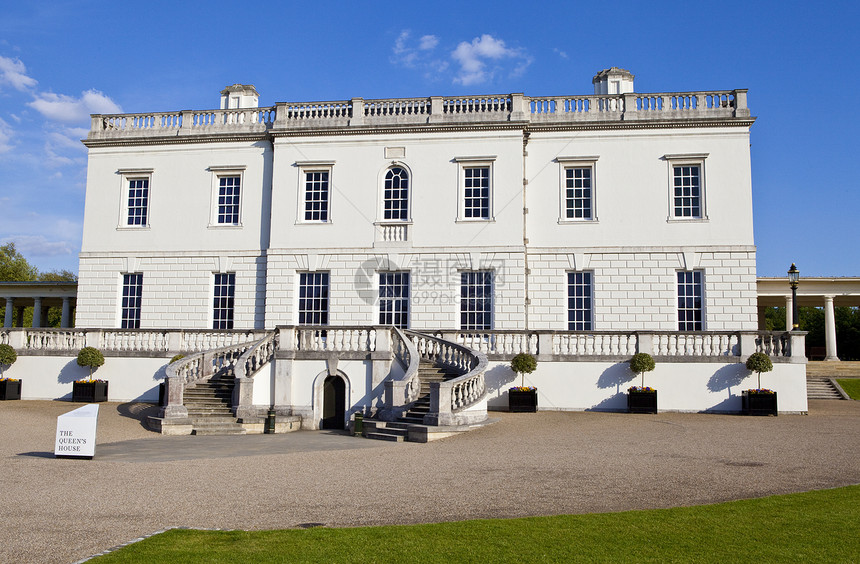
[2,399,859,563]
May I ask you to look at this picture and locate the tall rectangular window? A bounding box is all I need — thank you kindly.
[460,271,493,330]
[121,273,143,329]
[126,179,149,226]
[564,167,592,220]
[567,272,593,330]
[304,171,329,222]
[298,272,329,325]
[213,273,235,329]
[463,167,490,219]
[379,272,409,328]
[383,167,409,220]
[677,271,703,330]
[217,176,241,224]
[672,165,701,218]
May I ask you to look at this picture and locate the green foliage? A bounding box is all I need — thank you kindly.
[510,353,537,375]
[762,306,860,360]
[745,352,774,374]
[169,354,185,364]
[0,242,39,281]
[77,347,105,379]
[836,379,860,400]
[0,344,16,377]
[629,353,655,375]
[90,486,860,564]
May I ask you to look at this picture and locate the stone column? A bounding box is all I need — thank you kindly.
[823,295,839,361]
[61,297,71,328]
[3,298,13,328]
[757,306,767,330]
[32,297,42,328]
[785,296,793,332]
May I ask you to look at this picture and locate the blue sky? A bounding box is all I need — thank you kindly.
[1,0,857,278]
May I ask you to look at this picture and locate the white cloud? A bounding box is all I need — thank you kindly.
[0,118,13,153]
[451,35,532,86]
[2,235,73,257]
[28,89,122,123]
[419,35,439,50]
[554,48,569,59]
[0,55,37,91]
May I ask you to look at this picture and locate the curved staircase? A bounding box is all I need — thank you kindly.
[364,360,461,441]
[184,374,246,435]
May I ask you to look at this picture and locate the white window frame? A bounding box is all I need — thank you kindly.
[378,271,410,329]
[665,153,708,222]
[297,271,330,325]
[116,168,153,229]
[460,270,494,330]
[557,156,599,223]
[212,272,236,330]
[118,272,143,329]
[208,165,246,228]
[296,161,335,224]
[677,270,705,331]
[455,156,495,222]
[378,163,413,223]
[566,271,594,330]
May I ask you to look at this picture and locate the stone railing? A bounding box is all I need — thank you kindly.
[381,328,421,420]
[405,330,488,426]
[86,89,750,141]
[292,326,377,353]
[161,338,259,420]
[233,332,279,419]
[0,328,266,354]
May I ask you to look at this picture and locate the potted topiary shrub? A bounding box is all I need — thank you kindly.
[508,352,538,413]
[0,343,21,400]
[742,352,776,416]
[73,347,108,402]
[628,352,657,414]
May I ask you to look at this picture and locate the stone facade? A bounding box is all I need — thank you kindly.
[77,70,756,334]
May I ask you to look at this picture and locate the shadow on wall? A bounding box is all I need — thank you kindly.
[57,359,85,385]
[705,363,749,412]
[588,363,637,411]
[484,364,517,398]
[586,392,627,412]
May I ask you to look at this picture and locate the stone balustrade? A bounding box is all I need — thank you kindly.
[86,89,750,142]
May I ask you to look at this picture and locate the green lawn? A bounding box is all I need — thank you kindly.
[836,379,860,400]
[92,485,860,563]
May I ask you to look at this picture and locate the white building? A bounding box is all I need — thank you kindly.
[0,69,808,436]
[78,69,757,335]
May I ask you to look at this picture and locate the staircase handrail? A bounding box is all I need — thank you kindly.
[404,330,488,426]
[160,338,260,420]
[380,328,421,419]
[232,331,279,419]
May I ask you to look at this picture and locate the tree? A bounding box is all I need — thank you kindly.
[0,242,39,281]
[629,353,656,388]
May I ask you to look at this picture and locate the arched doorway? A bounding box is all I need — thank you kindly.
[321,375,346,429]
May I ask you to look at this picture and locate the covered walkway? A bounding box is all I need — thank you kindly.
[757,277,860,361]
[0,282,77,328]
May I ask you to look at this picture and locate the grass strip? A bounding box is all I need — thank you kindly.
[92,485,860,563]
[836,378,860,400]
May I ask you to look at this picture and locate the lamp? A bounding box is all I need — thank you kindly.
[787,263,800,330]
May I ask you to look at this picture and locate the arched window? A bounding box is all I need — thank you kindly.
[383,167,409,221]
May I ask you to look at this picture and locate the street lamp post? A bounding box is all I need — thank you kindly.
[787,263,800,331]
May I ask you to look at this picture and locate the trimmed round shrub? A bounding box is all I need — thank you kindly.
[77,347,105,380]
[511,353,538,388]
[0,344,17,377]
[629,352,656,387]
[746,351,773,388]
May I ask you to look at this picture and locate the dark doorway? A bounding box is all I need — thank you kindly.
[321,375,346,429]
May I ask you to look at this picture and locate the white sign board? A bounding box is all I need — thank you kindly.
[55,404,99,458]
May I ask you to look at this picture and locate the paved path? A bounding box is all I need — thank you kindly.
[2,400,859,563]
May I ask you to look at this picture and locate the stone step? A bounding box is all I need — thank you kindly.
[806,361,860,378]
[398,415,425,424]
[192,427,246,436]
[806,378,845,400]
[365,432,404,442]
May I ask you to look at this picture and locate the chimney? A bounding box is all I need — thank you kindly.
[220,84,260,109]
[592,68,635,95]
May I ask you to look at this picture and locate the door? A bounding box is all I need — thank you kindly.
[321,375,346,429]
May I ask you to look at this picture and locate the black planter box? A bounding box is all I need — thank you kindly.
[0,379,21,400]
[73,381,108,403]
[628,390,657,414]
[742,391,777,416]
[509,389,538,412]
